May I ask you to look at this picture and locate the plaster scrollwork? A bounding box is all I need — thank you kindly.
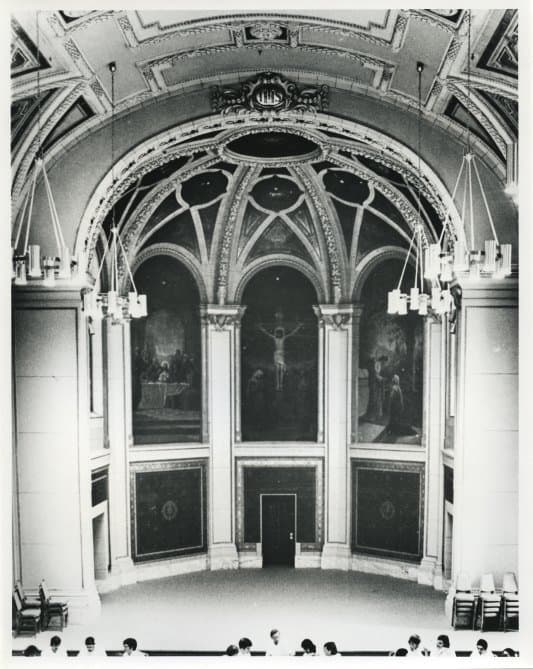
[12,83,86,207]
[217,169,256,293]
[212,71,328,115]
[447,83,507,156]
[408,9,459,34]
[293,166,341,291]
[312,305,352,330]
[117,156,222,259]
[202,312,243,330]
[57,10,117,34]
[391,12,409,52]
[322,312,352,330]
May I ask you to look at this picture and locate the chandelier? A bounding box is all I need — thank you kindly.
[424,9,512,284]
[388,62,453,318]
[82,62,147,323]
[12,12,81,287]
[389,11,513,318]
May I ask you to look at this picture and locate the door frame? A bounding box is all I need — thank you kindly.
[260,493,297,565]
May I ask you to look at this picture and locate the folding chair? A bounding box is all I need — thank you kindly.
[39,580,68,631]
[501,572,519,632]
[476,573,501,631]
[12,591,41,636]
[452,572,476,630]
[14,580,40,608]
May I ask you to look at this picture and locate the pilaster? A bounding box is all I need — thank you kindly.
[452,279,518,587]
[314,304,354,570]
[105,319,135,585]
[202,305,246,569]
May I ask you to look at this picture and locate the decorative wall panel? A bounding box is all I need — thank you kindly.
[130,460,207,561]
[352,459,424,560]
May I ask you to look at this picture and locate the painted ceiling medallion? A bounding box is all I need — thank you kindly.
[212,72,328,115]
[248,23,284,41]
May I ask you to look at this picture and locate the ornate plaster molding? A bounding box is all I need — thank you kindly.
[212,71,328,115]
[200,305,247,330]
[313,304,354,330]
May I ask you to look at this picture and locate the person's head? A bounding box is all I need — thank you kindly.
[476,639,488,654]
[392,374,400,386]
[408,635,421,651]
[436,635,450,649]
[238,638,252,654]
[301,639,316,655]
[50,636,61,652]
[85,637,96,653]
[502,648,516,657]
[24,645,40,657]
[323,642,338,656]
[123,638,138,655]
[226,645,239,656]
[270,629,280,645]
[395,648,408,656]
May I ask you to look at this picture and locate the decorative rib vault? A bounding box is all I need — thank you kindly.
[81,115,455,303]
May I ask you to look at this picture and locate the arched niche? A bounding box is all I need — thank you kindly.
[356,257,424,445]
[130,255,202,444]
[240,266,318,442]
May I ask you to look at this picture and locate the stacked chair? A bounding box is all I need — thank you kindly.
[476,573,502,631]
[501,572,519,632]
[12,590,41,636]
[39,579,69,631]
[14,581,40,609]
[452,572,476,630]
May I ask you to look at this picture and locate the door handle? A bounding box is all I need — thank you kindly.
[289,532,294,540]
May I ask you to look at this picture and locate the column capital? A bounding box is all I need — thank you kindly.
[201,304,247,329]
[313,304,356,329]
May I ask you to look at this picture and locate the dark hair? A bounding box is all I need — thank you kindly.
[226,645,239,656]
[395,648,408,656]
[324,642,338,655]
[270,629,279,639]
[408,635,421,648]
[502,648,516,657]
[123,638,138,651]
[85,637,95,645]
[437,634,450,648]
[238,638,252,650]
[24,645,40,657]
[50,636,61,647]
[476,639,488,651]
[301,639,316,654]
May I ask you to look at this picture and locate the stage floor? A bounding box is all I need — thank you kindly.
[12,568,519,658]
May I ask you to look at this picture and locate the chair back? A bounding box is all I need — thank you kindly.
[503,572,518,593]
[456,572,472,592]
[480,573,496,593]
[14,581,25,601]
[13,591,23,613]
[40,579,51,601]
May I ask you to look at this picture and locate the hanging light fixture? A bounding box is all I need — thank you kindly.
[388,62,452,317]
[424,9,512,282]
[12,11,83,287]
[82,62,147,323]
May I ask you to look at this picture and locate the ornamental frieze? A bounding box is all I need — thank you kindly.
[211,71,328,115]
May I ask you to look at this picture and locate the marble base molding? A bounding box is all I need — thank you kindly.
[351,552,419,581]
[209,542,239,570]
[321,543,352,571]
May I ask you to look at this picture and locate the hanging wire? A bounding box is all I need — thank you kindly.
[415,62,423,292]
[466,9,472,156]
[36,11,42,159]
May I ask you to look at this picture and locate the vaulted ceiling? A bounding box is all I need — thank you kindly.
[11,9,518,176]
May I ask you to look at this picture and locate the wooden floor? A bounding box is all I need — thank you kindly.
[12,568,519,658]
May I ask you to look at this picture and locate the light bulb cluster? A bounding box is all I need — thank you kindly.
[424,239,512,282]
[83,289,147,322]
[12,245,86,287]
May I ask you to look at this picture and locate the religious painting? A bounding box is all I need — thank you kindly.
[358,259,423,444]
[241,267,318,441]
[352,460,424,560]
[131,462,206,561]
[131,256,202,444]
